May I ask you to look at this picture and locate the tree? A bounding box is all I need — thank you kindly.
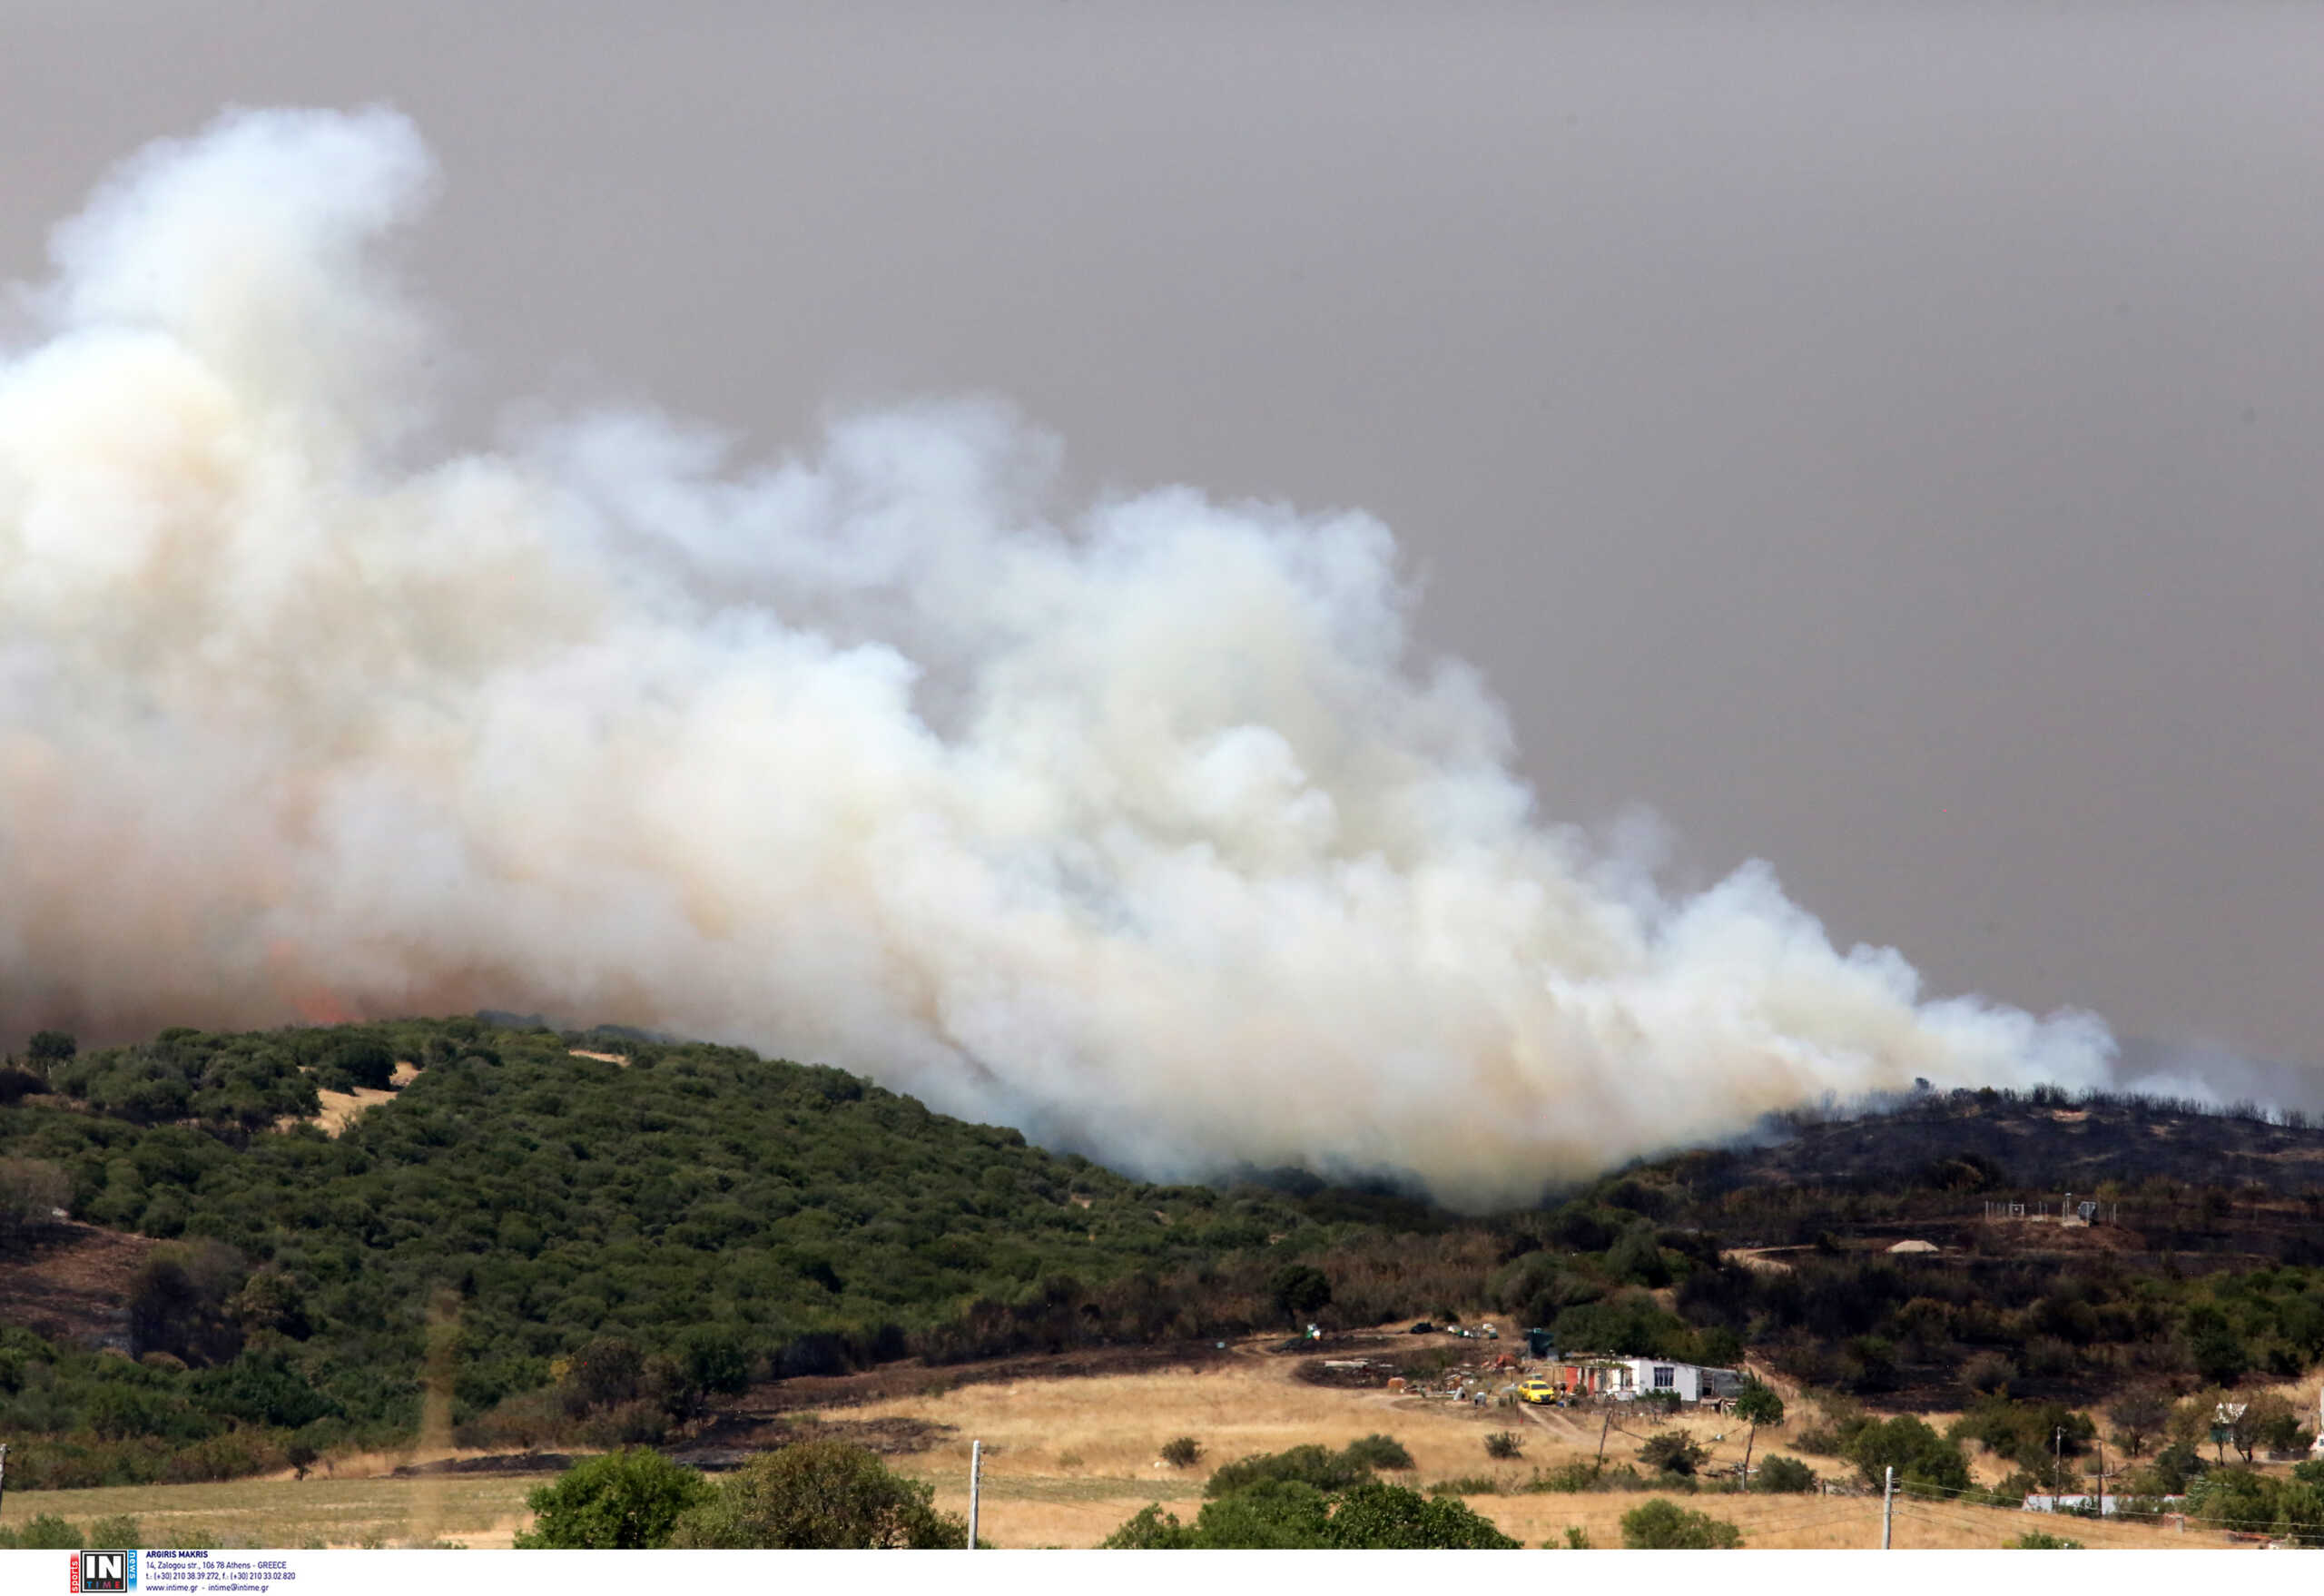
[26,1030,76,1069]
[1101,1480,1518,1550]
[1186,1479,1334,1548]
[562,1335,646,1413]
[1733,1380,1786,1489]
[1639,1430,1707,1477]
[321,1037,396,1092]
[2230,1393,2296,1463]
[676,1325,752,1397]
[0,1158,69,1245]
[1607,1225,1673,1288]
[1620,1498,1742,1549]
[1754,1455,1817,1493]
[1267,1264,1333,1325]
[1102,1504,1195,1549]
[2106,1389,2170,1459]
[1339,1433,1413,1471]
[665,1440,966,1549]
[1322,1480,1520,1549]
[2186,1307,2250,1387]
[1847,1415,1970,1493]
[516,1448,712,1549]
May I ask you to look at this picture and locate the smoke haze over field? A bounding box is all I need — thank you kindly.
[0,111,2115,1206]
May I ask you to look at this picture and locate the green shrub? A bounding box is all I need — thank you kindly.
[665,1440,965,1549]
[0,1515,84,1550]
[516,1447,711,1549]
[1847,1414,1972,1493]
[1160,1435,1203,1468]
[2008,1531,2083,1549]
[1324,1480,1520,1549]
[1205,1443,1369,1498]
[1102,1479,1518,1549]
[1340,1433,1413,1471]
[1484,1431,1523,1461]
[1753,1454,1817,1493]
[1620,1497,1742,1548]
[1638,1430,1707,1476]
[1187,1479,1334,1548]
[1101,1504,1194,1549]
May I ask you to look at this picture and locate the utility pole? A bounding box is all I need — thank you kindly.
[967,1439,981,1550]
[2054,1425,2064,1497]
[1880,1465,1894,1550]
[1,1442,9,1520]
[1595,1407,1611,1473]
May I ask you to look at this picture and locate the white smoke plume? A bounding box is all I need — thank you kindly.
[0,109,2112,1208]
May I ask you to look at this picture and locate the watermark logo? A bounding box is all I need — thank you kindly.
[69,1550,137,1593]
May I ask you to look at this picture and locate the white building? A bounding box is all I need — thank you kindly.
[1561,1355,1743,1402]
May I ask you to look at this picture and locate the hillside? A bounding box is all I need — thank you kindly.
[1713,1086,2324,1199]
[1,1024,2319,1500]
[0,1017,1452,1488]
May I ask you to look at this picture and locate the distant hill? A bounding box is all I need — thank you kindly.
[1704,1086,2324,1199]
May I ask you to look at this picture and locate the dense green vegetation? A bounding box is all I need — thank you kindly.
[514,1441,965,1549]
[2,1016,2321,1502]
[0,1017,1459,1484]
[1618,1497,1742,1548]
[1104,1443,1518,1549]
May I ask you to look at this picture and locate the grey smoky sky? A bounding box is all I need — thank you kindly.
[3,1,2319,1080]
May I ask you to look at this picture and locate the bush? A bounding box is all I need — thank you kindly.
[1620,1498,1742,1548]
[1961,1351,2019,1398]
[1102,1479,1519,1550]
[1340,1433,1413,1471]
[1205,1442,1374,1498]
[1267,1264,1333,1324]
[1102,1504,1195,1549]
[1324,1479,1519,1549]
[665,1440,966,1549]
[516,1447,711,1549]
[2008,1531,2083,1549]
[1531,1461,1607,1493]
[1638,1430,1707,1476]
[1160,1435,1204,1468]
[0,1514,85,1550]
[88,1516,142,1547]
[1847,1414,1971,1493]
[0,1157,70,1242]
[1754,1455,1817,1493]
[1484,1431,1524,1461]
[1185,1479,1334,1548]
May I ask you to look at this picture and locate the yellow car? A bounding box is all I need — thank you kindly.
[1517,1378,1559,1405]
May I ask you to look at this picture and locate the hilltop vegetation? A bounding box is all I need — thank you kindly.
[0,1017,1460,1487]
[0,1022,2320,1502]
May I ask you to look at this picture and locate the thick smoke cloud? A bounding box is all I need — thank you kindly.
[0,109,2112,1207]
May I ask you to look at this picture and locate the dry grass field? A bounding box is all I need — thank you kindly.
[837,1330,2222,1550]
[0,1324,2260,1550]
[4,1473,537,1550]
